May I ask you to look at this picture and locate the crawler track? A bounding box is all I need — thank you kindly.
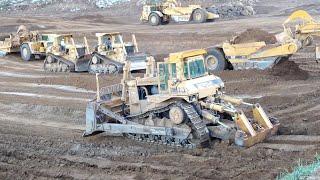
[44,54,75,72]
[100,101,210,149]
[89,52,124,74]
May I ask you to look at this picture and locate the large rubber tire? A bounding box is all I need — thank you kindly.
[149,13,161,26]
[20,44,33,61]
[205,48,227,72]
[192,9,207,23]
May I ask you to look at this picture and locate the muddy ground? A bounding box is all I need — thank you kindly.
[1,1,320,179]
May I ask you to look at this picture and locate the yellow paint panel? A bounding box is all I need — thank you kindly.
[249,42,298,59]
[284,10,314,24]
[223,42,266,56]
[168,49,206,63]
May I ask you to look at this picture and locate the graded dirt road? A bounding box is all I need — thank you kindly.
[0,9,320,180]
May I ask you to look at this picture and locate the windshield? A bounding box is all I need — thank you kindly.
[114,34,122,44]
[125,45,134,54]
[185,57,206,79]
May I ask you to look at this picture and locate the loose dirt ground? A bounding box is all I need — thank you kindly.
[1,3,320,179]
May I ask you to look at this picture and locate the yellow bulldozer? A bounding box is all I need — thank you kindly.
[140,0,219,26]
[204,10,320,72]
[90,32,153,74]
[0,25,54,61]
[43,34,92,72]
[84,49,279,148]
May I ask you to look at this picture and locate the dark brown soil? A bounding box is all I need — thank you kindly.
[71,14,123,24]
[268,60,309,80]
[233,28,278,44]
[16,19,31,24]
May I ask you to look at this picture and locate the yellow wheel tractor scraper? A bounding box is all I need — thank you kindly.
[84,49,279,148]
[0,25,54,61]
[204,10,320,72]
[140,0,219,26]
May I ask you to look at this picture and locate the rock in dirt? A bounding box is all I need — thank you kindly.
[268,60,309,80]
[232,28,277,44]
[208,0,258,18]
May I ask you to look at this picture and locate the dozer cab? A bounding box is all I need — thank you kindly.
[0,25,54,61]
[204,10,320,72]
[44,34,92,72]
[140,0,219,26]
[89,32,152,74]
[84,49,279,148]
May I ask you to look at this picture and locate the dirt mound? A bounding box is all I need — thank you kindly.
[16,19,31,23]
[268,60,309,80]
[233,28,277,44]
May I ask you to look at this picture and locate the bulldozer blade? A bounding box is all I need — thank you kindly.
[234,104,280,147]
[235,123,280,147]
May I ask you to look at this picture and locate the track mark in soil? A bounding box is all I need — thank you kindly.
[256,135,320,152]
[0,113,85,131]
[0,72,54,79]
[62,155,180,172]
[268,135,320,144]
[257,143,316,152]
[0,92,90,102]
[0,82,95,94]
[0,57,43,68]
[1,65,43,72]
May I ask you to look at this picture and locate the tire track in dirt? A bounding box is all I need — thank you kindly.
[257,135,320,152]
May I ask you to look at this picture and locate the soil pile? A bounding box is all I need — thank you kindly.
[268,60,309,80]
[233,28,277,44]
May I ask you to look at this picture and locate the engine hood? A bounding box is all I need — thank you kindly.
[176,75,224,99]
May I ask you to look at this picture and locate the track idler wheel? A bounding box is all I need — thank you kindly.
[169,106,185,125]
[44,55,55,72]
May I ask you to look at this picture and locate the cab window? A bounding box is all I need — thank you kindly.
[189,59,206,79]
[184,62,189,79]
[171,63,177,78]
[159,63,169,91]
[114,35,122,44]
